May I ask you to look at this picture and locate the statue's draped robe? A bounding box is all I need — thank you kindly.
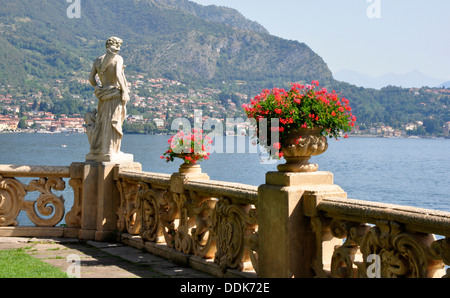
[89,87,125,156]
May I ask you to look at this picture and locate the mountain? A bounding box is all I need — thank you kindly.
[335,69,446,89]
[148,0,269,34]
[0,0,333,95]
[439,81,450,88]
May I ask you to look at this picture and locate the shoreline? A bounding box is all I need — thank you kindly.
[1,130,449,140]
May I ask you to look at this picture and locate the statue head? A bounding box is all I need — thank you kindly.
[105,37,123,54]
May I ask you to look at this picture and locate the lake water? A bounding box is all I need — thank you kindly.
[0,133,449,226]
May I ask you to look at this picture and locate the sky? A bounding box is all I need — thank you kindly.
[190,0,450,81]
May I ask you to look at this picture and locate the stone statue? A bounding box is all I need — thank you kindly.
[86,37,133,162]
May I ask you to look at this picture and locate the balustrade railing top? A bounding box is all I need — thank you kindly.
[305,195,450,236]
[0,165,70,178]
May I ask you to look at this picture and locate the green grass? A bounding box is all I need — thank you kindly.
[0,248,69,278]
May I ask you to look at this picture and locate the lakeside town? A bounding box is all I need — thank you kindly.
[1,75,450,138]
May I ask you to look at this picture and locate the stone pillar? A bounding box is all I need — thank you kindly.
[78,161,142,241]
[257,171,347,278]
[78,162,98,240]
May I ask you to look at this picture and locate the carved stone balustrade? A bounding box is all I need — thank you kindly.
[2,162,450,279]
[0,161,143,241]
[0,164,82,236]
[116,169,259,277]
[302,192,450,278]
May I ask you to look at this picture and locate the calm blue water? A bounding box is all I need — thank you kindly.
[0,133,449,226]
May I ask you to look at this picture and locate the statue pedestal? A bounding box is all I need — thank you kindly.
[78,159,141,241]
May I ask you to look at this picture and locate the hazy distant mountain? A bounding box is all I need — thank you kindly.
[439,81,450,88]
[334,69,447,89]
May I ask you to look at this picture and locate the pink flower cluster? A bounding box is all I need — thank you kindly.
[161,129,212,164]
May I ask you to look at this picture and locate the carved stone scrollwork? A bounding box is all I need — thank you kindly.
[190,191,217,259]
[329,218,445,278]
[127,179,259,274]
[173,193,194,254]
[117,179,141,234]
[310,217,344,278]
[138,183,179,246]
[24,177,66,227]
[138,183,164,242]
[0,175,66,227]
[359,220,444,278]
[159,191,179,248]
[212,197,256,273]
[245,206,259,274]
[65,178,82,228]
[212,197,246,272]
[330,219,369,278]
[0,176,25,226]
[430,238,450,278]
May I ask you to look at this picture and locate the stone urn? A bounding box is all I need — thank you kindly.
[277,127,328,172]
[178,162,202,174]
[176,153,207,174]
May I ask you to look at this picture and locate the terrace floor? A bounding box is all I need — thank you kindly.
[0,237,213,278]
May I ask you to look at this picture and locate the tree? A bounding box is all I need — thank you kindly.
[32,99,38,110]
[17,118,27,129]
[423,118,443,134]
[39,101,49,112]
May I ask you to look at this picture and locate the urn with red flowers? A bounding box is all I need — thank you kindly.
[243,81,356,172]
